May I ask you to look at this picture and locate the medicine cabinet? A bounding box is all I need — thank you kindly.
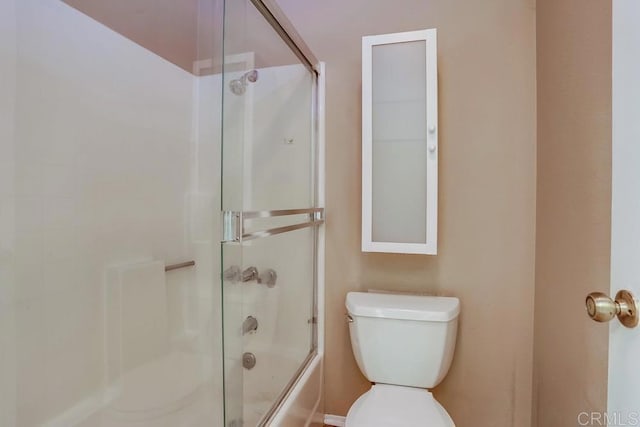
[361,28,438,254]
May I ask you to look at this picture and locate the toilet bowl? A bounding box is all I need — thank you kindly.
[345,292,460,427]
[346,384,453,427]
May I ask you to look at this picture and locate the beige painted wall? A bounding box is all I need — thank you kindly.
[533,0,611,425]
[277,1,537,425]
[63,0,303,75]
[64,0,199,73]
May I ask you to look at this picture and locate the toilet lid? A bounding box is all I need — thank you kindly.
[346,384,455,427]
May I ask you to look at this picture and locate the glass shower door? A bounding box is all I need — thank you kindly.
[220,0,321,425]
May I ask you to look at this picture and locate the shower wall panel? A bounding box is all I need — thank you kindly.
[1,1,223,425]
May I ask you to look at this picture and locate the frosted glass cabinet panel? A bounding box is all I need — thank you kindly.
[362,29,438,254]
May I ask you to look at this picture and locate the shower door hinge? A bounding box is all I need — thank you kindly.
[222,211,242,243]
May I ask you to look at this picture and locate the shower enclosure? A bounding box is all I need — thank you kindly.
[0,0,324,426]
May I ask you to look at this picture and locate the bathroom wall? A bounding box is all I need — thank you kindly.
[533,0,611,425]
[276,0,538,425]
[0,1,219,424]
[63,0,200,73]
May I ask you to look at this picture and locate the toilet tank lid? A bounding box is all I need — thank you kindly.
[346,292,460,322]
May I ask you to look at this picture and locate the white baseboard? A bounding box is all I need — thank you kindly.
[324,414,346,427]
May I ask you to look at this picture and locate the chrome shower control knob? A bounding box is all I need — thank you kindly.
[242,352,256,370]
[585,290,639,328]
[257,268,277,287]
[242,316,258,335]
[586,292,617,322]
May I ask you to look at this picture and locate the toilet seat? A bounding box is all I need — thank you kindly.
[345,384,455,427]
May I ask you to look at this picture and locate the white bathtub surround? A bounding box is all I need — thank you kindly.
[3,0,221,424]
[105,260,169,380]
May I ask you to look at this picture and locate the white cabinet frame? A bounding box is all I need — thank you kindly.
[361,29,438,254]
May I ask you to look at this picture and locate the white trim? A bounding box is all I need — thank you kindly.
[361,32,373,252]
[608,0,640,416]
[361,29,438,255]
[316,62,326,354]
[324,414,346,427]
[426,29,438,254]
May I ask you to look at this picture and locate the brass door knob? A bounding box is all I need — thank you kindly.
[586,290,638,328]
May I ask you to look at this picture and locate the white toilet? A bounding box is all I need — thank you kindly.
[345,292,460,427]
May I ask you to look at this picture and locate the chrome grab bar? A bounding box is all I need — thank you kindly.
[165,260,195,272]
[243,220,324,241]
[242,208,323,219]
[223,208,324,242]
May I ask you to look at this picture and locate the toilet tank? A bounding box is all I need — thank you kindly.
[346,292,459,389]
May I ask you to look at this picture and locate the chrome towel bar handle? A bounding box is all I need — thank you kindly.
[165,260,195,272]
